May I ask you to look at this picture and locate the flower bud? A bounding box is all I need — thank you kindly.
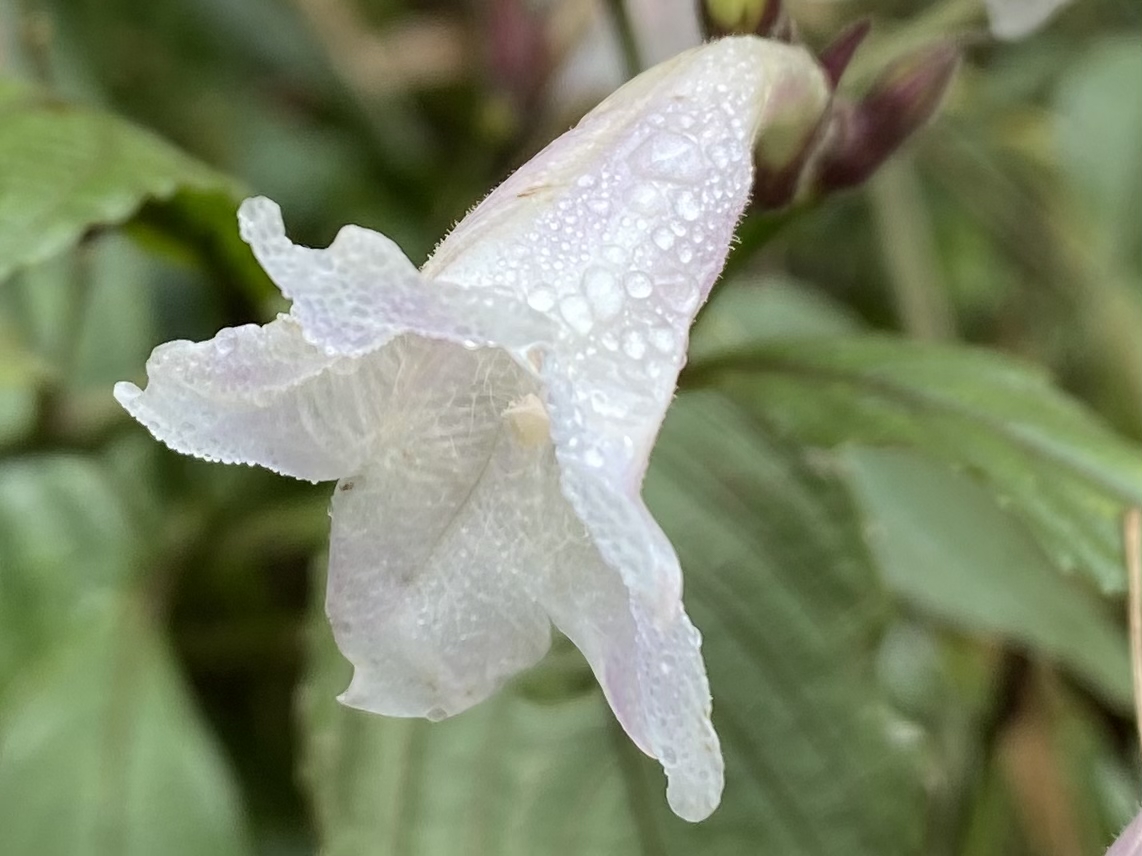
[750,57,832,209]
[817,19,871,87]
[485,0,550,112]
[701,0,795,41]
[814,41,960,194]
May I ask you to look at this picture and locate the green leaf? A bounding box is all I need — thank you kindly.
[691,335,1142,593]
[0,76,242,284]
[842,447,1131,709]
[301,628,639,856]
[0,598,254,856]
[1054,37,1142,264]
[299,391,926,855]
[689,274,862,364]
[0,455,140,684]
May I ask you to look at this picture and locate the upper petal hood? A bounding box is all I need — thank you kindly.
[423,36,829,479]
[424,36,827,303]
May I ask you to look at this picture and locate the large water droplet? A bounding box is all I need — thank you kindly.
[673,190,701,221]
[653,227,676,251]
[583,267,623,320]
[527,287,555,312]
[559,295,594,334]
[628,184,661,214]
[631,132,705,182]
[624,272,653,299]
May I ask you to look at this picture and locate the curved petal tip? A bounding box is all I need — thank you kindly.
[237,196,287,245]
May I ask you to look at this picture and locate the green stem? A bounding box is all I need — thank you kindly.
[605,0,643,79]
[869,156,955,341]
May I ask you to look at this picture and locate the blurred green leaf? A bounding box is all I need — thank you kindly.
[689,274,862,364]
[302,625,639,856]
[843,447,1130,708]
[1054,37,1142,264]
[0,455,139,683]
[694,336,1142,594]
[0,332,50,387]
[0,76,241,284]
[0,598,254,856]
[300,391,925,855]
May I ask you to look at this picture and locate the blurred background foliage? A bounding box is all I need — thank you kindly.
[0,0,1140,853]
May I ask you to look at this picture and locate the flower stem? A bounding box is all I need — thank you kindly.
[605,0,643,79]
[869,156,955,341]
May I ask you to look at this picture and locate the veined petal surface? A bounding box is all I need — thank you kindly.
[238,197,554,360]
[328,344,554,720]
[114,317,387,482]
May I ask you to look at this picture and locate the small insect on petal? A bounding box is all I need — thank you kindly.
[503,393,551,448]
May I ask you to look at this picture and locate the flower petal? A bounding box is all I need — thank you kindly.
[424,38,827,380]
[424,36,829,588]
[114,317,397,481]
[238,197,554,359]
[327,344,555,719]
[533,512,724,822]
[985,0,1071,39]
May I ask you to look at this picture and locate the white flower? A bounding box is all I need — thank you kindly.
[985,0,1073,39]
[115,36,828,822]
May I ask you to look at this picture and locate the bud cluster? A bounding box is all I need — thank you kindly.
[703,0,961,209]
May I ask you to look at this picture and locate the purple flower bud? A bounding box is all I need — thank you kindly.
[485,0,550,111]
[817,19,872,88]
[814,41,960,194]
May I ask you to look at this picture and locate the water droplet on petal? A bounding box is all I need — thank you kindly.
[584,448,605,467]
[583,268,623,320]
[628,184,661,213]
[622,330,647,359]
[632,132,705,182]
[560,295,594,334]
[624,272,653,299]
[527,287,555,312]
[673,190,701,221]
[653,227,676,251]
